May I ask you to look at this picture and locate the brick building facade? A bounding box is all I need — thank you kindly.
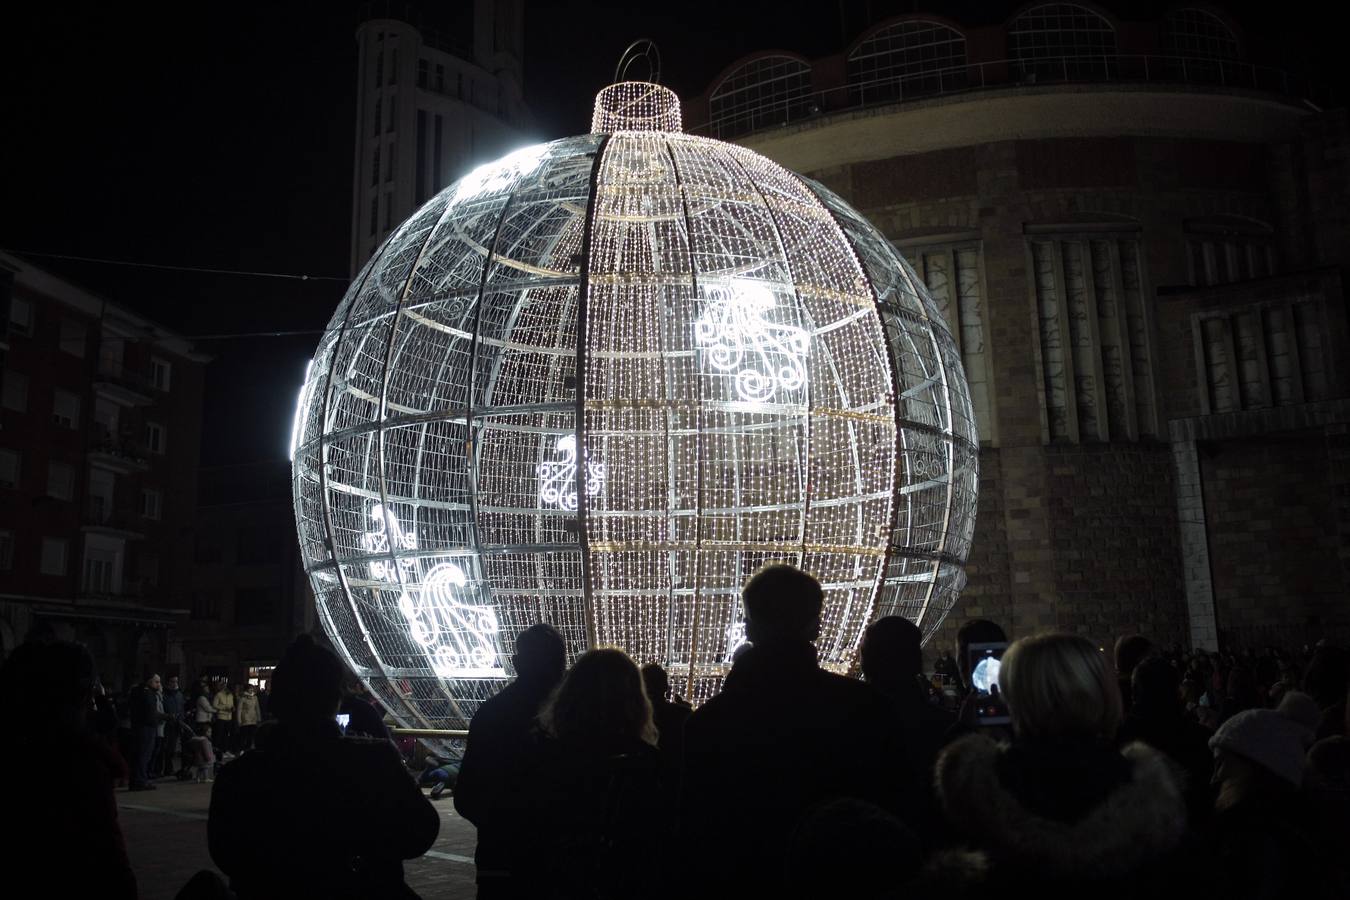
[0,251,209,688]
[686,4,1350,653]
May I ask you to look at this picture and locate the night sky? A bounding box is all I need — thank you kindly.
[1,1,1336,466]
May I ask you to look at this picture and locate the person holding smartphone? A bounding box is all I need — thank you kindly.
[935,633,1194,893]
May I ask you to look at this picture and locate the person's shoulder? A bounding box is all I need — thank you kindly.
[815,669,890,712]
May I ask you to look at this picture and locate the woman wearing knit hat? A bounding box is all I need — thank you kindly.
[1207,691,1344,898]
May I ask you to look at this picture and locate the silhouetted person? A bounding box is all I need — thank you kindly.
[1207,691,1341,899]
[455,623,567,900]
[236,683,261,752]
[524,648,667,899]
[936,633,1193,896]
[1117,655,1215,823]
[0,641,137,899]
[1114,634,1155,711]
[208,634,438,899]
[129,672,165,790]
[162,675,186,775]
[641,662,691,774]
[1305,735,1350,888]
[1304,645,1349,739]
[861,615,955,840]
[680,564,915,898]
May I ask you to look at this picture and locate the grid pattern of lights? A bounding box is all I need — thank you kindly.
[293,84,977,732]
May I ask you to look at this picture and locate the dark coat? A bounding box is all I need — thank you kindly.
[650,697,691,775]
[208,721,439,899]
[885,685,957,844]
[521,737,668,900]
[128,683,160,727]
[162,687,186,720]
[680,641,919,897]
[2,732,137,899]
[1118,708,1216,823]
[935,733,1195,899]
[1207,788,1350,900]
[453,676,556,874]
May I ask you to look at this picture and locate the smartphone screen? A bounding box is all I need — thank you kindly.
[336,713,351,734]
[967,641,1010,725]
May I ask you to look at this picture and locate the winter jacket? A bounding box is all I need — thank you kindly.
[128,684,160,728]
[2,732,137,899]
[213,690,236,722]
[195,694,215,724]
[162,688,185,720]
[454,676,557,876]
[209,721,438,899]
[680,641,919,897]
[520,737,668,899]
[935,732,1197,899]
[237,692,261,727]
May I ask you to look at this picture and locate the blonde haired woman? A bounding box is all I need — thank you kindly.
[525,648,667,899]
[935,633,1192,892]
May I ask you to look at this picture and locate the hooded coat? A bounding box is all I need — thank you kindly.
[935,733,1196,898]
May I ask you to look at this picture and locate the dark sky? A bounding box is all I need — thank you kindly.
[1,1,1337,466]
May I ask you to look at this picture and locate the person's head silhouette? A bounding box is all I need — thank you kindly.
[860,616,923,695]
[512,623,566,686]
[0,640,96,732]
[542,647,656,751]
[268,634,346,728]
[742,564,823,648]
[641,662,670,704]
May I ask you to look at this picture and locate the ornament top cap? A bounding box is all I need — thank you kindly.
[591,81,682,134]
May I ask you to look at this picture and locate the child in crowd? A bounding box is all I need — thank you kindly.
[186,723,217,783]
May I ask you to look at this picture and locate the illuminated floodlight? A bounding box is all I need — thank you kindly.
[292,80,978,736]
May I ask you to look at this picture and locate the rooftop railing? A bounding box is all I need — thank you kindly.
[693,53,1335,140]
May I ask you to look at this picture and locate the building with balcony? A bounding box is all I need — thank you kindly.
[0,251,210,686]
[350,0,530,273]
[686,4,1350,652]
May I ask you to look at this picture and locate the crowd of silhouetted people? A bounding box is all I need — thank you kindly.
[2,562,1348,900]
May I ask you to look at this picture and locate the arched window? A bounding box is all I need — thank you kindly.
[1007,3,1117,81]
[708,55,813,139]
[848,19,968,104]
[1159,8,1243,86]
[1161,8,1241,60]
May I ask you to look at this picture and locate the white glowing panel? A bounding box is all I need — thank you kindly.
[292,81,978,733]
[538,434,605,511]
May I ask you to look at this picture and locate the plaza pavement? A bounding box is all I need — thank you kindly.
[116,778,479,899]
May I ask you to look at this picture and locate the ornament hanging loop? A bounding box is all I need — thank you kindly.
[615,39,662,85]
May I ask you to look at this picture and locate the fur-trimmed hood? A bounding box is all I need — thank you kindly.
[936,733,1187,880]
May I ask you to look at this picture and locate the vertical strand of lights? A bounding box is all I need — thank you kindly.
[575,135,613,651]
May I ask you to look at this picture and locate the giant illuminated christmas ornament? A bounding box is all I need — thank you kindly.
[291,75,978,733]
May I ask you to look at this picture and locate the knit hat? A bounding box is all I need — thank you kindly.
[1209,691,1317,787]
